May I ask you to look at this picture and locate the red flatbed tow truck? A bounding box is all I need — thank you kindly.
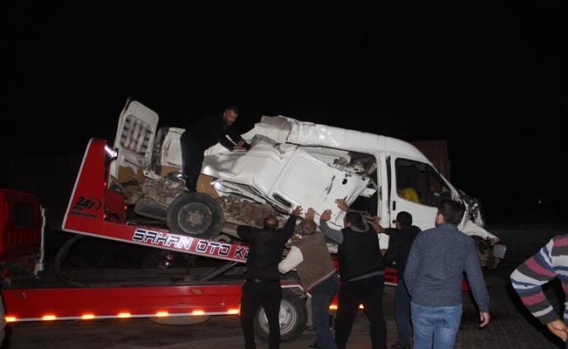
[0,138,313,342]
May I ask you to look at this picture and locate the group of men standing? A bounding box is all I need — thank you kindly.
[181,104,568,349]
[237,197,491,349]
[181,107,491,349]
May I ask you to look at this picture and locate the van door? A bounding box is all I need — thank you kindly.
[269,148,370,227]
[389,157,455,231]
[112,98,159,170]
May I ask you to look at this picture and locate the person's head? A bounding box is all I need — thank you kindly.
[395,211,412,229]
[222,106,239,126]
[299,219,317,236]
[263,214,279,231]
[343,211,366,230]
[435,198,465,226]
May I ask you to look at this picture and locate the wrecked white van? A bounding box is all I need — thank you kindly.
[111,98,505,269]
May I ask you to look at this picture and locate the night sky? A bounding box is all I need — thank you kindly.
[4,2,568,219]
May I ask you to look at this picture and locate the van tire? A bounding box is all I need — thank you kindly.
[253,288,307,343]
[166,192,224,239]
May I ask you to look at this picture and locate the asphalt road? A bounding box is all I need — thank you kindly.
[3,224,568,349]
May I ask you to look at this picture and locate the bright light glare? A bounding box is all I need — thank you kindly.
[104,145,117,158]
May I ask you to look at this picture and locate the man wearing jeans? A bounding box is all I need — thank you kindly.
[279,208,339,349]
[404,199,491,349]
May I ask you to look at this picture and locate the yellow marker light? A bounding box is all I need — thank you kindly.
[81,314,95,320]
[42,315,56,321]
[227,309,240,315]
[118,313,131,318]
[191,310,205,316]
[5,317,16,323]
[156,311,169,317]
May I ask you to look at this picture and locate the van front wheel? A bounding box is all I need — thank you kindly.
[166,192,224,239]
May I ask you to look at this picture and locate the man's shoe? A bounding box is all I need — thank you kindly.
[307,341,320,349]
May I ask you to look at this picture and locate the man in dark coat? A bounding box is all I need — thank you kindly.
[180,106,250,192]
[319,199,387,349]
[381,211,421,349]
[237,205,303,349]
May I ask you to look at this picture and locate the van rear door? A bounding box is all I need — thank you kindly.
[112,98,159,170]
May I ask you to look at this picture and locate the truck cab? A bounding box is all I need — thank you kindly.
[0,189,43,272]
[110,98,504,269]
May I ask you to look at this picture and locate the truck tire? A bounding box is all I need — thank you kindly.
[253,288,307,343]
[166,192,224,239]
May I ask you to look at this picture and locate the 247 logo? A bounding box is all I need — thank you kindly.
[73,196,102,211]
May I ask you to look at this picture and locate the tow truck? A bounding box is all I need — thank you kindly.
[0,97,505,344]
[0,143,310,342]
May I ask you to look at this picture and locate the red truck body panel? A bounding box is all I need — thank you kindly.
[1,281,305,323]
[3,284,243,321]
[0,189,42,264]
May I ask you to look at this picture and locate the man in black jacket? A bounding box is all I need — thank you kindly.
[319,199,387,349]
[237,205,303,349]
[180,106,250,192]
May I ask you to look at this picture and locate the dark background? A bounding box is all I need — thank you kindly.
[3,2,568,223]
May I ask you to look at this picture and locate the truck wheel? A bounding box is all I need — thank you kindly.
[253,288,307,343]
[166,192,224,239]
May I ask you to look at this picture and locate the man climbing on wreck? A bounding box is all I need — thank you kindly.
[180,106,250,192]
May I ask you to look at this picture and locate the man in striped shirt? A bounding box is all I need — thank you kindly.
[510,234,568,346]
